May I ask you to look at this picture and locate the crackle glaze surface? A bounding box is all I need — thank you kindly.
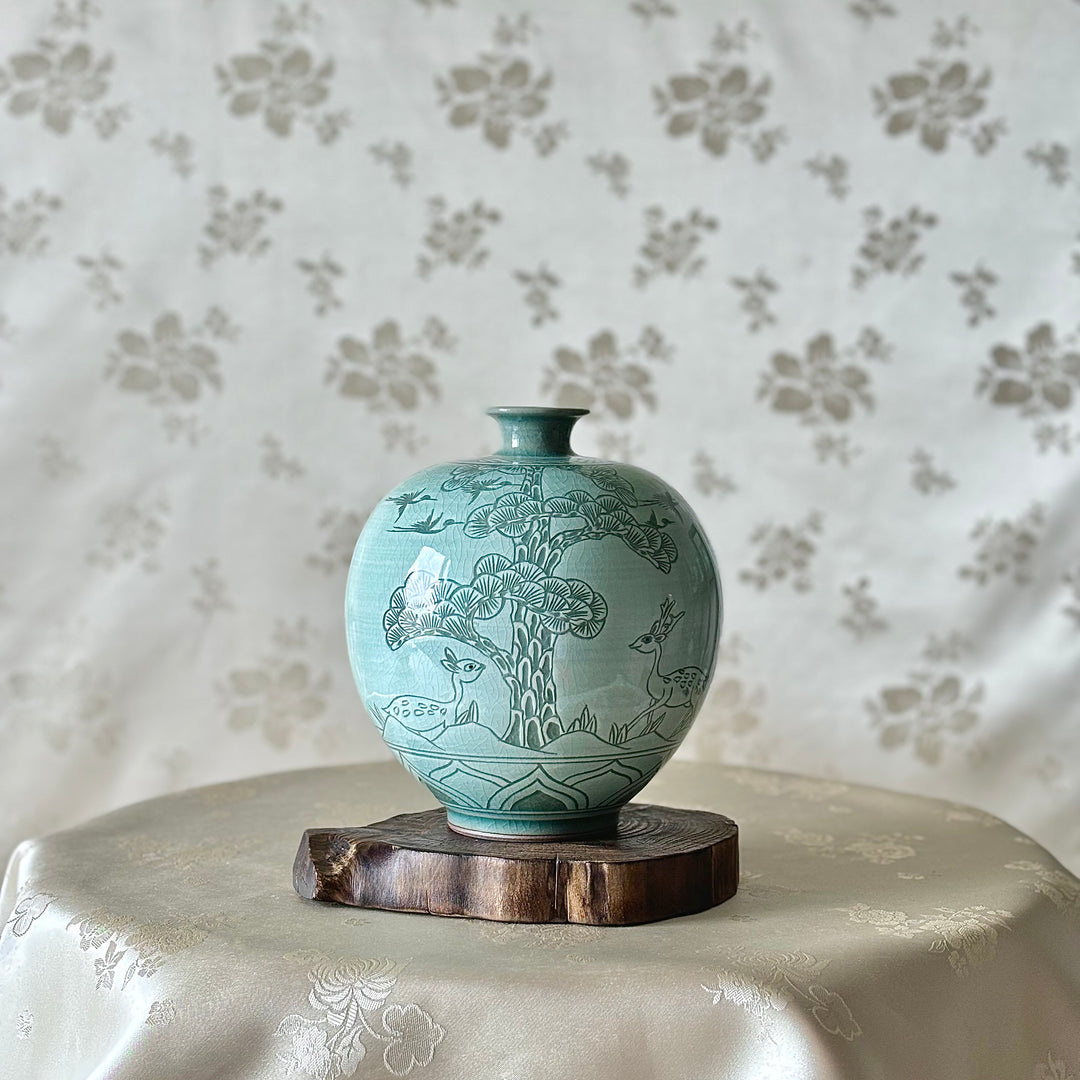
[346,409,721,837]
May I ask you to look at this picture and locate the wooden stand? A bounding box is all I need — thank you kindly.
[293,803,738,926]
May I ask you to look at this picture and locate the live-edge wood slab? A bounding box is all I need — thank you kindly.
[293,804,738,926]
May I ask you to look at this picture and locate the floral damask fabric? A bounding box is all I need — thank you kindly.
[1,761,1078,1078]
[1,1,1079,874]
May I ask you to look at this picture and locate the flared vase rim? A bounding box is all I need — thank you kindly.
[486,406,590,419]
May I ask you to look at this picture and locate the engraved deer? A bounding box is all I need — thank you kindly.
[626,599,705,739]
[382,649,485,738]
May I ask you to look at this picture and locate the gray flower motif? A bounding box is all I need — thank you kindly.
[758,328,894,463]
[654,29,785,165]
[1026,142,1071,187]
[216,43,335,138]
[0,186,63,257]
[308,507,368,573]
[959,503,1044,587]
[692,675,765,757]
[514,264,560,326]
[731,268,779,331]
[979,323,1080,416]
[225,660,328,748]
[327,320,442,410]
[950,263,997,326]
[740,512,823,593]
[542,330,657,420]
[3,41,116,135]
[867,673,983,765]
[382,1003,445,1076]
[804,153,850,200]
[437,56,552,150]
[872,59,1003,154]
[417,198,501,278]
[760,333,873,425]
[852,206,938,288]
[199,186,283,268]
[659,66,768,155]
[634,206,718,287]
[109,313,223,406]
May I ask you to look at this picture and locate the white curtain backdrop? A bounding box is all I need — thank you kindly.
[1,0,1078,871]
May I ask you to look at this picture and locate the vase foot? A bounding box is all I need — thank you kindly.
[445,808,619,842]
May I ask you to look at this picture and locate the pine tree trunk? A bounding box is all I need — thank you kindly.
[499,469,563,748]
[502,605,561,748]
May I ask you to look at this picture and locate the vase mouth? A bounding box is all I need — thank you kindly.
[487,406,588,457]
[486,406,589,419]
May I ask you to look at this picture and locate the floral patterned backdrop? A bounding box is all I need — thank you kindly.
[1,0,1078,872]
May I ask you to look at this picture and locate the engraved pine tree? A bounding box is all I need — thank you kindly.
[382,462,678,749]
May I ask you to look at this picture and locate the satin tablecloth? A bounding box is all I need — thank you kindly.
[1,762,1078,1080]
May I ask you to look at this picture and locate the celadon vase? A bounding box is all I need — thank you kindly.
[345,407,722,839]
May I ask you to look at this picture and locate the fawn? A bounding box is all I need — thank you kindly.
[383,648,485,738]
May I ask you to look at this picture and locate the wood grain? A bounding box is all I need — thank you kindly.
[293,804,738,925]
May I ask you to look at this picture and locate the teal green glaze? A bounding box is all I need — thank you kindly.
[486,406,585,457]
[345,407,722,839]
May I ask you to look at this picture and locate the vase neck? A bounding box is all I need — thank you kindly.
[487,407,587,458]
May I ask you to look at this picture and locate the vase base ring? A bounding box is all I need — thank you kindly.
[445,808,620,842]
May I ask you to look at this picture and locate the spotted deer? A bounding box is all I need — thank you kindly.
[626,599,706,738]
[382,649,485,738]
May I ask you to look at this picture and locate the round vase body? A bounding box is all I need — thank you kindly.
[345,408,722,839]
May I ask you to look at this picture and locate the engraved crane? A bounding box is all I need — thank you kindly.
[382,649,485,738]
[626,599,705,738]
